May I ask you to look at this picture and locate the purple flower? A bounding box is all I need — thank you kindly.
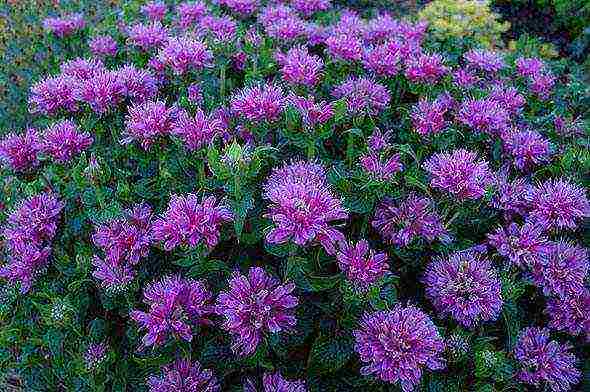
[187,83,203,105]
[142,1,168,21]
[336,240,389,289]
[171,108,222,151]
[456,98,510,136]
[0,245,51,294]
[152,194,232,251]
[121,100,177,150]
[275,46,323,87]
[262,372,307,391]
[263,161,347,255]
[60,58,105,80]
[515,57,545,78]
[488,174,530,217]
[530,241,588,297]
[258,5,295,28]
[529,72,556,100]
[231,83,286,122]
[526,178,590,231]
[487,222,549,268]
[29,75,78,116]
[131,275,213,348]
[89,35,118,57]
[325,34,363,62]
[43,13,85,37]
[463,49,505,73]
[157,36,213,75]
[411,98,447,137]
[0,129,42,171]
[332,77,390,116]
[147,359,220,392]
[423,149,494,201]
[514,327,581,392]
[74,70,126,114]
[91,256,135,293]
[117,64,158,103]
[126,22,169,51]
[404,53,448,84]
[289,95,334,128]
[423,250,503,328]
[40,120,93,163]
[363,41,401,77]
[453,69,479,89]
[488,85,526,115]
[359,152,402,181]
[176,2,208,29]
[216,267,298,356]
[501,129,551,170]
[546,290,590,341]
[373,194,449,247]
[265,15,306,41]
[353,305,445,391]
[84,343,109,371]
[199,15,237,43]
[291,0,330,17]
[220,0,259,17]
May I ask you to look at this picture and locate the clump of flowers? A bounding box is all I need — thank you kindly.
[263,161,347,255]
[40,120,93,163]
[0,193,64,293]
[423,250,503,328]
[43,13,85,37]
[353,305,445,391]
[501,129,552,170]
[513,327,581,392]
[231,83,286,122]
[89,35,118,57]
[157,36,213,75]
[526,178,590,231]
[92,203,154,293]
[0,129,42,172]
[147,359,220,392]
[529,241,588,297]
[121,100,177,150]
[423,149,494,201]
[373,194,449,247]
[152,194,232,251]
[336,240,389,289]
[332,77,390,116]
[131,275,213,348]
[487,222,549,268]
[275,46,323,87]
[216,267,298,356]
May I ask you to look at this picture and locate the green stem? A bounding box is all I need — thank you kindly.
[219,65,226,99]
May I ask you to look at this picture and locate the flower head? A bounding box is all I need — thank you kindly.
[404,53,448,84]
[216,267,298,356]
[353,305,445,391]
[457,98,510,136]
[336,240,389,289]
[263,161,347,255]
[40,120,92,163]
[515,57,545,78]
[0,129,42,171]
[152,194,232,251]
[220,0,259,16]
[127,22,169,51]
[89,35,118,57]
[289,95,334,128]
[546,290,590,341]
[231,83,286,122]
[411,98,448,137]
[487,222,549,268]
[501,129,551,170]
[489,174,530,217]
[373,194,449,246]
[116,64,158,103]
[60,58,105,80]
[43,13,85,37]
[147,359,220,392]
[157,36,213,75]
[325,34,363,62]
[423,149,494,200]
[332,77,390,116]
[359,151,402,181]
[488,85,526,115]
[131,275,213,347]
[171,109,222,151]
[423,250,503,328]
[514,327,581,392]
[142,1,168,21]
[200,16,237,43]
[74,70,126,114]
[176,2,208,29]
[526,178,590,231]
[275,46,323,87]
[363,41,402,77]
[122,100,177,150]
[529,72,556,100]
[84,343,109,371]
[29,75,78,116]
[262,372,307,392]
[463,49,505,73]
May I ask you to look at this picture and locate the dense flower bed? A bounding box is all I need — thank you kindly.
[0,0,588,391]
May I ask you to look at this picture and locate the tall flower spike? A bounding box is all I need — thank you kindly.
[152,194,232,251]
[336,240,389,289]
[353,305,445,391]
[216,267,298,356]
[423,250,503,328]
[423,149,494,201]
[147,358,220,392]
[131,275,213,348]
[514,327,581,392]
[263,161,347,255]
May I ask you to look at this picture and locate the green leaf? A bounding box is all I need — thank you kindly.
[308,333,353,375]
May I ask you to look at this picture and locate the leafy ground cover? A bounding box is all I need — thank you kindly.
[0,0,589,391]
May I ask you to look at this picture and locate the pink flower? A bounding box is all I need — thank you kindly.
[126,22,169,51]
[141,1,167,21]
[122,100,177,150]
[0,129,42,172]
[231,83,286,122]
[332,77,390,116]
[29,75,78,116]
[176,1,208,29]
[404,53,448,84]
[74,71,126,115]
[171,108,222,151]
[43,13,85,37]
[40,120,93,163]
[325,34,363,62]
[157,36,213,75]
[275,46,323,87]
